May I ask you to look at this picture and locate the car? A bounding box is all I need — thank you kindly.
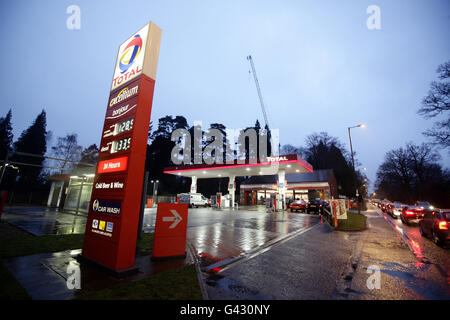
[380,201,391,213]
[384,202,393,214]
[386,202,406,219]
[400,206,425,225]
[414,201,434,210]
[289,199,307,212]
[306,199,328,214]
[419,209,450,246]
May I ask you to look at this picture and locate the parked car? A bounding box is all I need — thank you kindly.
[289,199,307,212]
[400,206,425,225]
[386,202,406,219]
[307,199,328,214]
[419,209,450,246]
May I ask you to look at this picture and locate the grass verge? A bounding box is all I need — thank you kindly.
[76,264,202,300]
[0,222,201,300]
[335,211,367,231]
[0,233,85,259]
[322,211,367,231]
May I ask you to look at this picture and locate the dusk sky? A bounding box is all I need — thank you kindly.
[1,0,449,192]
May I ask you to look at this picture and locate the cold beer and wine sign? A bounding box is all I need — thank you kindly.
[81,22,162,271]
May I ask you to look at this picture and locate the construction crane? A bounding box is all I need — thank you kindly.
[247,55,270,130]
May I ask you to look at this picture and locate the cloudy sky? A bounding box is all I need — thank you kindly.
[1,0,449,191]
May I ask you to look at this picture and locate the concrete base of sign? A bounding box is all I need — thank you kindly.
[76,254,139,279]
[151,252,186,261]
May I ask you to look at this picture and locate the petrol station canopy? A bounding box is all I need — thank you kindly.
[163,154,313,178]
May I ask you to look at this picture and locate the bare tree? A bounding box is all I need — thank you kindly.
[51,133,82,173]
[418,61,450,150]
[376,143,447,205]
[376,147,414,203]
[280,144,307,158]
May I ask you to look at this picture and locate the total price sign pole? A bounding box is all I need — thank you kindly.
[81,22,161,273]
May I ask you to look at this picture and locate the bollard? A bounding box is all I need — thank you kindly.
[333,202,338,227]
[0,190,7,220]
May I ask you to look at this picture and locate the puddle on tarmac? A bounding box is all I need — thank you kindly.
[378,262,450,299]
[205,273,270,299]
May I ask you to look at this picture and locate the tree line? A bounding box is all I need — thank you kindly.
[375,60,450,208]
[0,109,98,198]
[375,142,449,208]
[145,116,366,198]
[144,116,273,197]
[0,108,368,200]
[281,132,367,198]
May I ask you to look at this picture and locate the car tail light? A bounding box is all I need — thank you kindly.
[405,211,415,215]
[438,221,448,230]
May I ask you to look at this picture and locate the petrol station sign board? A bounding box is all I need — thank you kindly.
[82,22,162,272]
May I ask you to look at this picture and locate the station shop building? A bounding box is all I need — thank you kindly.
[239,169,338,205]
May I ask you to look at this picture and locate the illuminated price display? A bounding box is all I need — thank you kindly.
[103,118,134,139]
[114,118,134,135]
[111,137,131,153]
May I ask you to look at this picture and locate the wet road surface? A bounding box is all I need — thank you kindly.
[204,221,358,299]
[374,205,449,269]
[144,207,320,269]
[342,206,450,299]
[203,206,449,300]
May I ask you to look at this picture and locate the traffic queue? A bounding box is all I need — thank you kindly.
[372,199,449,247]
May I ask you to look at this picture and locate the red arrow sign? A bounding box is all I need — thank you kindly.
[153,203,189,259]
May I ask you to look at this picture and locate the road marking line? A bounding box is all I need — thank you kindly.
[206,223,320,274]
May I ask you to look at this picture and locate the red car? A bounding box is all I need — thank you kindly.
[419,209,450,246]
[289,200,307,212]
[400,206,425,225]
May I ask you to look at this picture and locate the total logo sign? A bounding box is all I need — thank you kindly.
[111,24,149,91]
[266,156,288,162]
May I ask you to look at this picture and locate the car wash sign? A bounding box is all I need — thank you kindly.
[82,22,161,272]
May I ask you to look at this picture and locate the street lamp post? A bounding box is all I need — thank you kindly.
[348,124,365,214]
[150,180,159,206]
